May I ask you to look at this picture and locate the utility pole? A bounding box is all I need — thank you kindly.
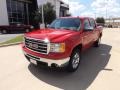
[105,0,109,19]
[42,4,45,25]
[40,0,45,29]
[106,7,107,19]
[94,12,96,19]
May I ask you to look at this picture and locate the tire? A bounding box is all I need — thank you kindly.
[67,49,81,72]
[2,30,7,34]
[94,37,101,47]
[25,29,30,33]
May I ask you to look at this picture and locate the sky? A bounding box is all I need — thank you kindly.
[37,0,120,18]
[63,0,120,18]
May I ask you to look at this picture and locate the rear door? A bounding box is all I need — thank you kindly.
[89,18,98,42]
[82,19,94,49]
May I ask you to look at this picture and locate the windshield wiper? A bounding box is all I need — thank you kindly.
[55,27,71,30]
[49,27,77,31]
[61,27,75,31]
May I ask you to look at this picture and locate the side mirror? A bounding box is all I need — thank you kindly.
[84,26,93,31]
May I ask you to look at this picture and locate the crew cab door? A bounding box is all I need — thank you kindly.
[82,19,94,49]
[89,18,98,42]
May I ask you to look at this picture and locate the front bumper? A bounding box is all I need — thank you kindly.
[24,51,70,67]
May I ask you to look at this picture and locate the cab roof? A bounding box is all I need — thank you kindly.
[59,16,94,20]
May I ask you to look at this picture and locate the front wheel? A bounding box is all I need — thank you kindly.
[67,49,81,72]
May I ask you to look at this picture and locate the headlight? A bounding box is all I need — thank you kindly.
[50,43,65,53]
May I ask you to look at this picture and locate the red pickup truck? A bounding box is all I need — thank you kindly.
[22,17,103,72]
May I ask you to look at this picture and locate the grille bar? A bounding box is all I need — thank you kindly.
[25,37,49,54]
[25,40,47,45]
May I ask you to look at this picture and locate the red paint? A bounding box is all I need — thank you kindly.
[22,17,102,60]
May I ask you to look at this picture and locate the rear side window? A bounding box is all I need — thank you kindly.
[89,19,96,28]
[84,19,91,29]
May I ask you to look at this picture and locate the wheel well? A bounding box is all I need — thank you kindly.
[72,44,82,53]
[1,28,7,31]
[100,33,102,37]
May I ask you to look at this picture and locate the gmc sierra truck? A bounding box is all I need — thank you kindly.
[22,17,103,72]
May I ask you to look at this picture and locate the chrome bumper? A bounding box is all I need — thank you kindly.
[24,51,70,67]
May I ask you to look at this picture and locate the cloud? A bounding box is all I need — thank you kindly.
[63,0,86,16]
[81,11,95,18]
[37,0,120,18]
[37,0,86,16]
[64,0,120,18]
[91,0,120,18]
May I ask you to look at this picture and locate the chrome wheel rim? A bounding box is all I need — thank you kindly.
[72,53,80,69]
[26,29,29,32]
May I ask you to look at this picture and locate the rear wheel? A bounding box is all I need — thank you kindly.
[94,37,101,47]
[25,29,30,33]
[67,49,81,72]
[2,30,7,34]
[0,30,1,34]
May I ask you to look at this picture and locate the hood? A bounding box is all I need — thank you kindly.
[25,28,77,42]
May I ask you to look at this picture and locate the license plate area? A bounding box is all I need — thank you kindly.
[26,54,48,67]
[26,54,40,65]
[30,59,37,65]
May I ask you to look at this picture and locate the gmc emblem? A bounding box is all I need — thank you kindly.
[28,43,38,49]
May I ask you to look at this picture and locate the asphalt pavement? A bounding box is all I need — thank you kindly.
[0,28,120,90]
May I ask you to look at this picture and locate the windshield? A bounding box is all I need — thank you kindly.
[49,18,81,31]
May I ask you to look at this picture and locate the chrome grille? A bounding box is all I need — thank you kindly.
[25,37,49,54]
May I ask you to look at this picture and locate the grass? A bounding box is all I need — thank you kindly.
[0,35,23,46]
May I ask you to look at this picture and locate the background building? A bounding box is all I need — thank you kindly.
[38,0,69,18]
[105,18,120,28]
[0,0,38,26]
[0,0,69,28]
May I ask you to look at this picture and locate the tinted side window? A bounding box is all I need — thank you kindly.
[84,19,91,30]
[90,19,96,28]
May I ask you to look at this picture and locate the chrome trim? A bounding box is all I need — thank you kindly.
[25,46,47,54]
[24,51,70,67]
[24,36,50,54]
[25,36,45,42]
[25,40,47,45]
[47,43,50,54]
